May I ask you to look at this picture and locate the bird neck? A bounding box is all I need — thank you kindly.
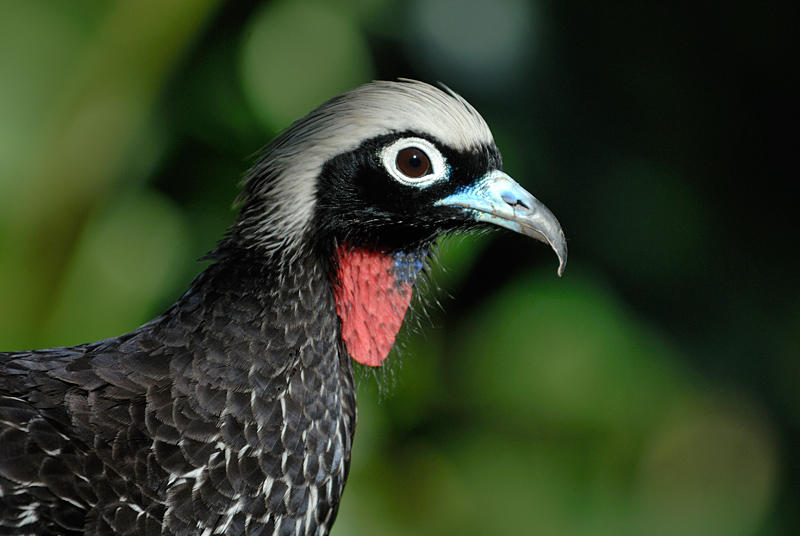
[333,244,426,367]
[181,239,426,370]
[168,247,350,383]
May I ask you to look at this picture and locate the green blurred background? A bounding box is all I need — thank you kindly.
[0,0,796,534]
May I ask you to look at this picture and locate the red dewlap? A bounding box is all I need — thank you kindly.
[334,246,413,367]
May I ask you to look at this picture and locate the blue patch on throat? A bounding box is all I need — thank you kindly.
[392,250,426,285]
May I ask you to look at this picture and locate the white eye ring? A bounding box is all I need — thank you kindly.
[379,137,448,188]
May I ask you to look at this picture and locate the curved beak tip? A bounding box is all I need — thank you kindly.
[536,222,567,277]
[555,237,568,277]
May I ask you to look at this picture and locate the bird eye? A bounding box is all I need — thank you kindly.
[396,147,431,178]
[380,137,448,188]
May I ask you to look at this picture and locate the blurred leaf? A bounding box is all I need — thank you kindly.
[0,1,86,210]
[635,398,777,536]
[0,0,220,347]
[455,269,687,431]
[586,160,710,282]
[240,0,373,131]
[406,0,536,93]
[41,189,190,347]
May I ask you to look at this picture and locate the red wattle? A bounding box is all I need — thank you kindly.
[333,246,413,367]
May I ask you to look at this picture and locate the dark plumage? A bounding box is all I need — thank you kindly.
[0,80,566,535]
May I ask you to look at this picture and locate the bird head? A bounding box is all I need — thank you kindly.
[226,80,567,366]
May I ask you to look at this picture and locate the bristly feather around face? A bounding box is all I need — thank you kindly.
[214,80,495,262]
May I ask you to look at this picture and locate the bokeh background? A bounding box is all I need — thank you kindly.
[0,0,796,534]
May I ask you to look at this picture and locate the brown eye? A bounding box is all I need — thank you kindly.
[396,147,431,178]
[380,138,446,187]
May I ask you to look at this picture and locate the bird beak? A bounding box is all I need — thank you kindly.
[436,170,568,276]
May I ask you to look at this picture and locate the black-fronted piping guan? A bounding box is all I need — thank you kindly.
[0,80,567,535]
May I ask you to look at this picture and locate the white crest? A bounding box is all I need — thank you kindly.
[234,79,496,258]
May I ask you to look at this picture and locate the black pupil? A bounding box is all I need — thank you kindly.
[396,147,431,178]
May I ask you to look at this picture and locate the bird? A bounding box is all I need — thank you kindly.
[0,80,567,535]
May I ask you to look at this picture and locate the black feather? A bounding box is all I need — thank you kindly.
[1,253,355,535]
